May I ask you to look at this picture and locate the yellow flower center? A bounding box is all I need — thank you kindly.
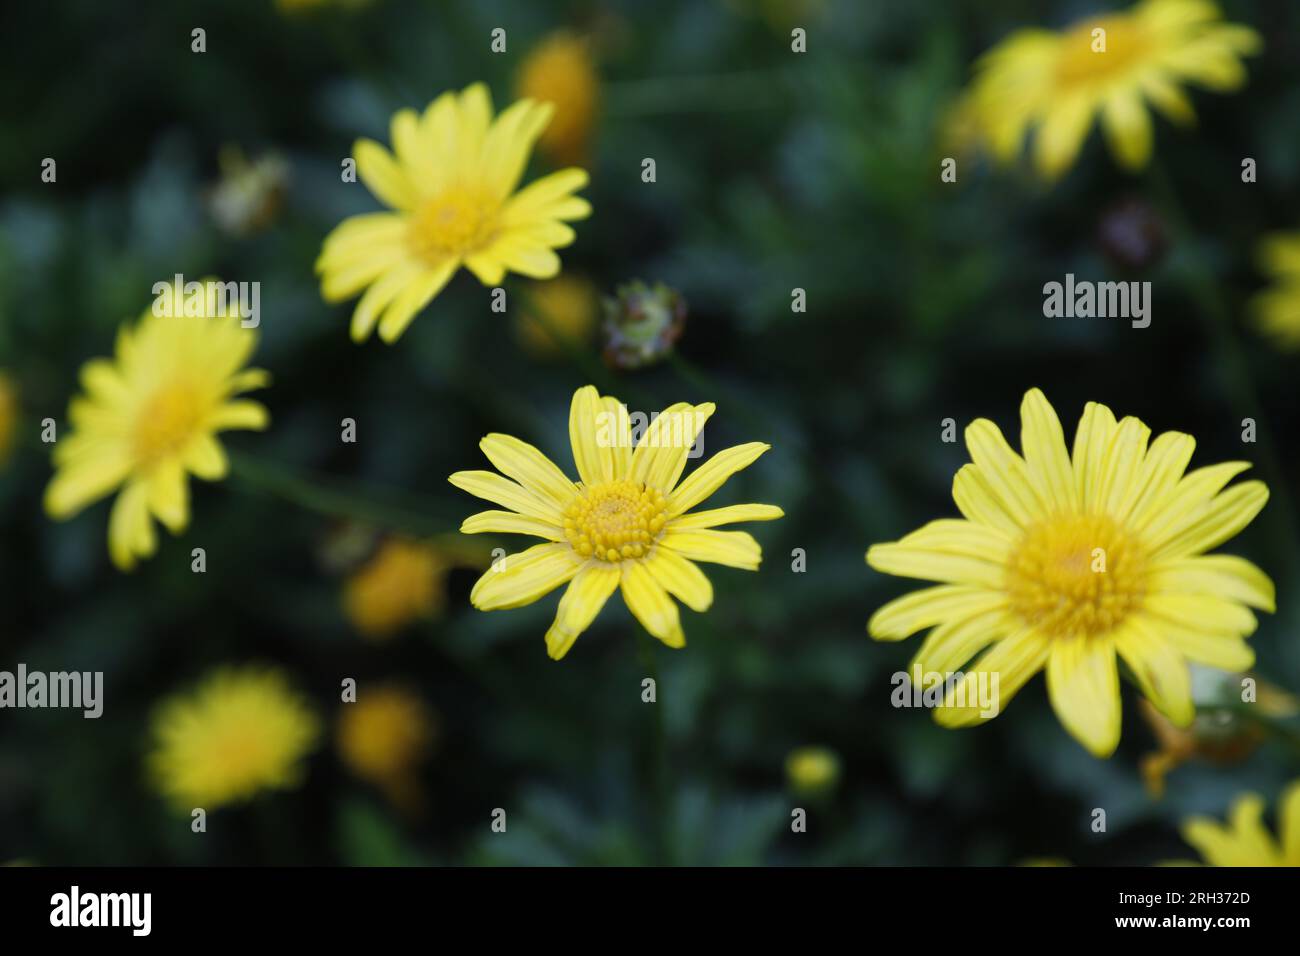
[1006,513,1148,639]
[134,383,202,465]
[408,191,500,263]
[1056,17,1149,86]
[563,479,668,562]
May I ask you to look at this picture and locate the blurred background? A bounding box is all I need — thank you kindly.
[2,0,1300,865]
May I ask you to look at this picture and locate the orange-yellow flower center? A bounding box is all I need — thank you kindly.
[1006,513,1148,639]
[563,479,668,562]
[134,383,203,465]
[1056,17,1149,86]
[408,191,500,263]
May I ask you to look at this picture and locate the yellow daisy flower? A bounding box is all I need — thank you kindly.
[1181,780,1300,866]
[516,31,600,167]
[44,293,269,571]
[867,388,1272,758]
[148,666,320,811]
[316,83,592,344]
[342,537,448,640]
[960,0,1260,179]
[450,385,783,659]
[1251,232,1300,349]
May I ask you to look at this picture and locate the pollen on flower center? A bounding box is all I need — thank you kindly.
[1006,513,1149,639]
[134,383,202,465]
[408,192,500,263]
[563,479,668,563]
[1057,18,1148,85]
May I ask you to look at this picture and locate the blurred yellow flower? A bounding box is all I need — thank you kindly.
[785,746,841,796]
[516,32,600,167]
[343,537,447,640]
[316,83,592,344]
[515,275,599,358]
[868,388,1272,758]
[1181,780,1300,866]
[0,371,17,468]
[148,666,320,811]
[958,0,1260,179]
[1251,232,1300,349]
[44,289,269,570]
[337,685,435,809]
[451,385,783,659]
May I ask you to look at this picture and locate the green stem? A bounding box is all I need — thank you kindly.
[228,450,458,536]
[636,629,672,865]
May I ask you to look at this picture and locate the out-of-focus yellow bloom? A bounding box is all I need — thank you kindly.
[0,371,17,468]
[516,32,600,167]
[957,0,1260,179]
[1251,233,1300,349]
[451,384,783,659]
[337,685,435,810]
[515,275,599,358]
[43,286,269,570]
[148,666,320,811]
[208,146,289,237]
[1181,780,1300,866]
[316,83,591,344]
[785,746,841,796]
[868,388,1272,758]
[343,537,448,640]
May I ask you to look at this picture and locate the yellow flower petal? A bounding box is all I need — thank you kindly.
[668,503,784,530]
[1046,635,1122,758]
[643,546,713,613]
[479,433,577,506]
[620,560,684,649]
[667,442,770,517]
[660,528,762,571]
[354,138,419,211]
[460,509,564,541]
[935,627,1051,727]
[545,561,620,660]
[469,541,581,611]
[1115,618,1193,727]
[448,470,561,522]
[868,584,1006,641]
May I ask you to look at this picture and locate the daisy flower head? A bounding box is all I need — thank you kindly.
[960,0,1260,179]
[1251,232,1300,349]
[1181,780,1300,866]
[450,385,783,659]
[44,285,269,571]
[316,83,592,344]
[148,666,320,811]
[867,388,1272,758]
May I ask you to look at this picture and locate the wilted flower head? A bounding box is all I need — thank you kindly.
[207,145,289,237]
[602,280,686,370]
